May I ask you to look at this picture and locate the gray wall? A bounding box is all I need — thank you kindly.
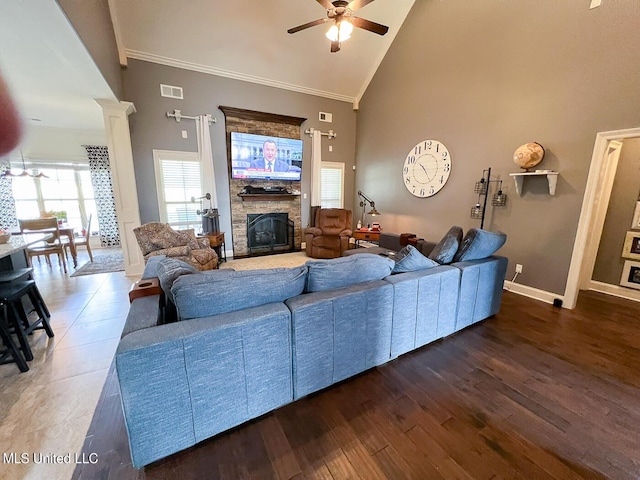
[355,0,640,295]
[121,59,357,243]
[592,138,640,285]
[57,0,123,100]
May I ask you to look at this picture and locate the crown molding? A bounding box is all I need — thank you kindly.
[126,50,356,105]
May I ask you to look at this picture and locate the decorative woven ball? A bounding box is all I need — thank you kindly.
[513,142,545,170]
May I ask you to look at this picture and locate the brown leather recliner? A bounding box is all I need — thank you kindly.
[304,208,353,258]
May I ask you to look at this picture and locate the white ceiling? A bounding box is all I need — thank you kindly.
[0,0,414,135]
[0,1,116,132]
[112,0,415,104]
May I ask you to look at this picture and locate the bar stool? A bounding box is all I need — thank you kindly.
[0,280,54,362]
[0,267,33,284]
[0,304,29,372]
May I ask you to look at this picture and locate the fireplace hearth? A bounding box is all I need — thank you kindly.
[247,213,294,255]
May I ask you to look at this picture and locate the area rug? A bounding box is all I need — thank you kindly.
[220,251,309,271]
[70,253,125,277]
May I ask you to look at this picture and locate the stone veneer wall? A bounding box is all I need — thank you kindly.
[221,108,304,258]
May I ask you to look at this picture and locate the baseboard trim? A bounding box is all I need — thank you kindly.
[503,281,565,307]
[588,281,640,303]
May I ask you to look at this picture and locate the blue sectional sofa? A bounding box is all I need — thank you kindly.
[116,230,507,468]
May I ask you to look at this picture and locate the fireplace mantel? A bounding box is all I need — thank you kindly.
[238,193,300,202]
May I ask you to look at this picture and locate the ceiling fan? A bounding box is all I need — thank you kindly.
[288,0,389,53]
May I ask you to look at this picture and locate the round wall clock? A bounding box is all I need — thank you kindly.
[402,139,451,197]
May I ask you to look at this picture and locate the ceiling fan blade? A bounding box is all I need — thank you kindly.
[347,0,375,12]
[315,0,334,9]
[288,18,330,34]
[330,40,341,53]
[350,16,389,35]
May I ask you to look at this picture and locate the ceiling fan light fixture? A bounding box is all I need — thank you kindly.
[339,19,353,38]
[325,19,353,42]
[325,24,339,41]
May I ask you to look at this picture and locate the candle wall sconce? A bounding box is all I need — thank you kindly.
[470,167,507,228]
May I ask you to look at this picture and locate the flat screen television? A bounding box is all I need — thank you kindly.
[231,132,303,181]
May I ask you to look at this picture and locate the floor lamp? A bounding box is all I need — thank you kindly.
[357,190,380,228]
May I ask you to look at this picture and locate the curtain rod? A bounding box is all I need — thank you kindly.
[166,110,217,124]
[305,128,336,139]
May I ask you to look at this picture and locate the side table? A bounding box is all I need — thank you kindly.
[353,230,381,248]
[200,231,226,264]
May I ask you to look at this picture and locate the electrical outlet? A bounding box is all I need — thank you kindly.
[515,264,523,274]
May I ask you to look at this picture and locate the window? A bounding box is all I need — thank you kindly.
[320,162,345,208]
[153,150,203,231]
[12,163,99,233]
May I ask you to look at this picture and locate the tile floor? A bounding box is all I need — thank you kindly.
[0,248,135,480]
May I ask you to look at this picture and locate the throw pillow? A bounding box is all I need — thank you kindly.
[175,228,202,250]
[453,228,507,262]
[156,257,199,302]
[305,254,394,292]
[392,245,439,273]
[428,226,464,264]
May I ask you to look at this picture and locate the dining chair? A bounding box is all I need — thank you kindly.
[18,217,67,273]
[64,214,93,262]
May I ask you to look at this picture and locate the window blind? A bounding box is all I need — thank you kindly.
[154,151,203,230]
[320,162,344,208]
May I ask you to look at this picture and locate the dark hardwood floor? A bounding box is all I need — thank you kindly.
[73,290,640,479]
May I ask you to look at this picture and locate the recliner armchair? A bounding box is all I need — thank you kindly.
[304,208,353,258]
[133,223,218,271]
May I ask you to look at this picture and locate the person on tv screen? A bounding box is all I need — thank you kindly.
[250,139,292,172]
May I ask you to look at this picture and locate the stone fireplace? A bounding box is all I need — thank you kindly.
[247,213,293,254]
[220,106,306,258]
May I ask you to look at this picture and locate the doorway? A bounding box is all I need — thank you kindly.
[564,127,640,308]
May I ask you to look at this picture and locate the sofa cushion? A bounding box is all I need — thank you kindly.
[305,254,394,292]
[453,228,507,262]
[392,245,439,273]
[156,258,199,302]
[428,226,463,264]
[172,266,308,320]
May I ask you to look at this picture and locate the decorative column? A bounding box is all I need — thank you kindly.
[95,99,144,276]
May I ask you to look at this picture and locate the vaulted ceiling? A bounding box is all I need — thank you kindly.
[0,0,414,135]
[112,0,415,104]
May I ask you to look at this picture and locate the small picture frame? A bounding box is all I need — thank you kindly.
[622,231,640,260]
[632,201,640,230]
[620,260,640,290]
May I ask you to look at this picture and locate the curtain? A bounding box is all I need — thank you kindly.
[310,129,322,206]
[196,114,218,208]
[0,176,17,231]
[84,145,120,247]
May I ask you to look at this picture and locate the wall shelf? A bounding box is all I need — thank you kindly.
[509,171,559,196]
[237,193,300,202]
